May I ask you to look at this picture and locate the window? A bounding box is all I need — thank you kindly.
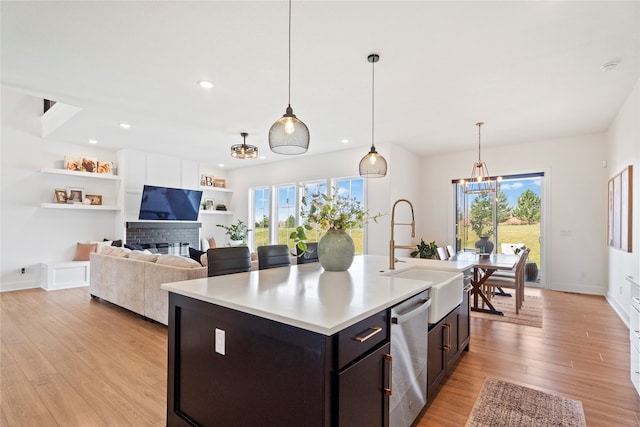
[277,184,297,249]
[252,187,270,249]
[249,176,367,255]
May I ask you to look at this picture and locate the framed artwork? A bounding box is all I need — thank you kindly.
[200,174,214,187]
[67,187,84,203]
[97,161,114,174]
[65,156,81,171]
[608,165,633,252]
[86,194,103,205]
[54,188,67,203]
[81,157,97,173]
[213,178,226,188]
[205,198,215,210]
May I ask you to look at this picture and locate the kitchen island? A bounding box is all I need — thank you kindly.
[161,255,470,427]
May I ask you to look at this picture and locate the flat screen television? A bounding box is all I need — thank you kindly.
[138,185,203,221]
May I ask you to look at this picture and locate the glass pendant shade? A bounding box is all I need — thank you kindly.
[464,122,495,193]
[269,105,309,155]
[231,132,258,159]
[359,146,387,178]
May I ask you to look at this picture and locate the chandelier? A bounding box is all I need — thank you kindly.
[462,122,495,193]
[231,132,258,159]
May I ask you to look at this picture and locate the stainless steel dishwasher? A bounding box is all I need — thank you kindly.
[390,289,431,427]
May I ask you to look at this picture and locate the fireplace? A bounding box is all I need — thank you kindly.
[125,222,201,255]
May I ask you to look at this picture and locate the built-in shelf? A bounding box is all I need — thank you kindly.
[199,210,233,216]
[41,168,121,181]
[200,186,232,193]
[41,203,121,211]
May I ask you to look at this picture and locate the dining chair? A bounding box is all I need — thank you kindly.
[446,245,455,258]
[296,242,319,264]
[482,249,529,314]
[436,247,449,260]
[207,247,252,277]
[257,244,292,270]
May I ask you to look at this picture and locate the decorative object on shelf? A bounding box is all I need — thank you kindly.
[54,188,67,203]
[217,219,250,246]
[67,187,84,203]
[65,156,81,171]
[608,164,633,252]
[203,199,215,210]
[296,187,382,271]
[81,157,97,172]
[268,0,309,155]
[461,122,498,194]
[213,178,226,188]
[410,239,438,259]
[231,132,258,159]
[215,203,227,211]
[200,174,215,187]
[359,53,387,178]
[97,161,113,174]
[85,194,103,205]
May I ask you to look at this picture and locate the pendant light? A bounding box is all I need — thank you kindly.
[268,0,309,155]
[463,122,495,193]
[359,53,387,178]
[231,132,258,159]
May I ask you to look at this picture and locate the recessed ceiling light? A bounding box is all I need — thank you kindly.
[218,163,225,168]
[600,62,618,72]
[119,122,131,129]
[89,139,98,144]
[259,156,266,160]
[341,139,349,144]
[198,80,214,89]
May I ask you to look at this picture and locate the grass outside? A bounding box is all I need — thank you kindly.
[461,223,540,266]
[253,227,365,254]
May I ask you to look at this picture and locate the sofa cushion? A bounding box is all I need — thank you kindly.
[100,246,131,257]
[156,254,202,268]
[73,243,97,261]
[92,240,113,254]
[129,250,160,263]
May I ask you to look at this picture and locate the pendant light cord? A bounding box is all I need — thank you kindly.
[371,57,375,150]
[287,0,292,106]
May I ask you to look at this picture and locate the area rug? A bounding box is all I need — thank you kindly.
[471,294,543,328]
[466,378,586,427]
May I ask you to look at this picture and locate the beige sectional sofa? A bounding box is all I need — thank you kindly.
[89,247,207,325]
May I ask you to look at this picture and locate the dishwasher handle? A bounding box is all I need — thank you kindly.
[391,298,431,325]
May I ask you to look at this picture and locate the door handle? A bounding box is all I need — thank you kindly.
[383,353,392,396]
[391,298,431,324]
[354,326,383,342]
[443,323,451,351]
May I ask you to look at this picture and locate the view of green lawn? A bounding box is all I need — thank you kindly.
[462,223,540,266]
[253,227,365,254]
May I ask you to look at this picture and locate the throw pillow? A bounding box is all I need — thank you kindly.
[156,254,202,268]
[208,238,217,249]
[124,243,144,251]
[129,250,160,263]
[200,253,208,266]
[189,247,206,265]
[73,243,97,261]
[104,238,123,247]
[92,240,113,254]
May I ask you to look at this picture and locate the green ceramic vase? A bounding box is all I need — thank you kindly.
[318,229,355,271]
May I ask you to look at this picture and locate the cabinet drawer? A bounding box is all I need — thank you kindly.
[338,310,389,369]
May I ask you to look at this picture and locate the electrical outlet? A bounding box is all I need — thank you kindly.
[20,267,25,274]
[215,328,225,355]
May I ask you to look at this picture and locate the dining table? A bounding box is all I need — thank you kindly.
[449,252,519,316]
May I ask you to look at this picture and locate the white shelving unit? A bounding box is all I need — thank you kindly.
[200,185,233,215]
[41,168,121,181]
[199,210,233,216]
[199,186,232,193]
[40,168,122,211]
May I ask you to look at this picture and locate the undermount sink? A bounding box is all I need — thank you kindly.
[384,267,463,324]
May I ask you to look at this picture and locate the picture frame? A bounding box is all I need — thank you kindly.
[205,198,215,210]
[608,165,633,252]
[97,161,114,174]
[67,187,84,203]
[81,157,98,173]
[65,156,81,171]
[200,174,214,187]
[213,178,226,188]
[85,194,103,205]
[54,188,67,203]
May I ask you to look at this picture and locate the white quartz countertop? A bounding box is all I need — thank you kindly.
[161,255,466,335]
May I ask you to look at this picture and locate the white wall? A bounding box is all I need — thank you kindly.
[420,132,609,294]
[1,89,119,291]
[606,78,640,324]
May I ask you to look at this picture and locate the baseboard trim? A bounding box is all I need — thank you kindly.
[0,281,41,292]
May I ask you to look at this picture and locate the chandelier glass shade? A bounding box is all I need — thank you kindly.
[462,122,495,193]
[231,132,258,159]
[359,53,387,178]
[268,0,309,155]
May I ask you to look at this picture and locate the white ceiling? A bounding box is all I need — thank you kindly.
[2,1,638,169]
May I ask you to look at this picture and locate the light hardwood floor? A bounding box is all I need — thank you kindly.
[1,287,638,426]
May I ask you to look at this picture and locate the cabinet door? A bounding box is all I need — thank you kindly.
[427,323,446,394]
[338,343,391,427]
[458,287,471,352]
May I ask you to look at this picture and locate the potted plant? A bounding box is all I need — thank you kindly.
[410,239,438,259]
[217,219,250,246]
[291,187,381,271]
